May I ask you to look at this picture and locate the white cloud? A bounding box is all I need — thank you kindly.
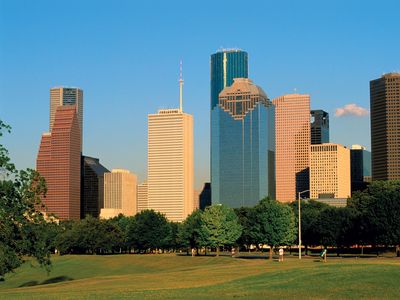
[335,104,369,117]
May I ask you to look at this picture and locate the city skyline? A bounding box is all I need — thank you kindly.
[1,0,399,189]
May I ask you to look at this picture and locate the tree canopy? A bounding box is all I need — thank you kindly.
[0,120,52,279]
[199,205,242,256]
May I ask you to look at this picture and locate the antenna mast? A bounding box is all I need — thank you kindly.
[179,60,184,112]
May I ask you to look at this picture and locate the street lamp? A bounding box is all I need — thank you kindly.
[298,189,309,260]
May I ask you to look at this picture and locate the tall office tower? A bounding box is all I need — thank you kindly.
[36,106,81,220]
[212,78,275,207]
[50,87,83,140]
[310,143,351,200]
[148,109,194,222]
[81,156,109,218]
[211,49,248,205]
[147,64,194,222]
[310,110,329,144]
[273,94,310,202]
[137,181,148,213]
[370,73,400,180]
[100,169,137,219]
[350,145,371,194]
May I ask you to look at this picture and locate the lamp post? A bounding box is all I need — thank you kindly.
[298,189,309,260]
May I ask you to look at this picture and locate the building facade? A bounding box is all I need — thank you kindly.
[36,105,81,220]
[212,78,275,207]
[370,73,400,180]
[81,156,109,218]
[310,110,329,145]
[199,182,211,210]
[273,94,310,202]
[147,109,194,222]
[310,143,351,200]
[137,181,148,213]
[211,49,248,205]
[350,145,371,194]
[100,169,137,219]
[50,87,83,142]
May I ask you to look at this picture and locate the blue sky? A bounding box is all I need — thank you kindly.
[1,0,399,189]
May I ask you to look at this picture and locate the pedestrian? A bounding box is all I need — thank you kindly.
[191,248,195,257]
[231,247,236,257]
[320,248,327,262]
[279,247,284,262]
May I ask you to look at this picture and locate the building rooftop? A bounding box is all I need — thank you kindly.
[219,78,268,99]
[382,72,400,78]
[214,48,244,53]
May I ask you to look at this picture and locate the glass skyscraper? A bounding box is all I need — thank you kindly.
[211,54,275,207]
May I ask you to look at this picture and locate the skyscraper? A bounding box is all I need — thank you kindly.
[273,94,310,202]
[81,156,109,218]
[370,73,400,180]
[50,87,83,141]
[211,49,248,205]
[310,110,329,145]
[310,143,351,200]
[147,64,194,222]
[36,105,81,220]
[350,145,371,194]
[212,78,275,207]
[100,169,137,219]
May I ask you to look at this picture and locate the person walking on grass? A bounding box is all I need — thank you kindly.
[279,247,284,262]
[320,248,327,262]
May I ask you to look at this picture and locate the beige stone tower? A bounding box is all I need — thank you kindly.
[272,94,310,202]
[310,143,351,199]
[100,169,137,219]
[147,109,194,222]
[147,62,194,222]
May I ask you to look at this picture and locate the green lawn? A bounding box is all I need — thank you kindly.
[1,254,399,299]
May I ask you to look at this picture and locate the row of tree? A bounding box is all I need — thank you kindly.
[52,198,294,259]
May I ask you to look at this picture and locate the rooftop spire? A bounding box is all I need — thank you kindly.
[179,60,183,112]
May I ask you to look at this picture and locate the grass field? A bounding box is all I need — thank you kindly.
[1,253,399,299]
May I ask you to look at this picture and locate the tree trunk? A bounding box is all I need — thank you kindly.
[305,245,308,256]
[269,246,273,260]
[216,246,220,257]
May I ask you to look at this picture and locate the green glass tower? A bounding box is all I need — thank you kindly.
[210,50,275,207]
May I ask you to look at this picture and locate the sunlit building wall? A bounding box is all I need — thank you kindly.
[36,105,81,220]
[100,169,137,219]
[310,143,351,199]
[273,94,310,202]
[147,109,194,222]
[50,87,83,145]
[137,180,148,213]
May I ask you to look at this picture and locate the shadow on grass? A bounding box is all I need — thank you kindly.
[19,276,73,288]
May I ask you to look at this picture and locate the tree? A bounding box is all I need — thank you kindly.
[0,120,51,280]
[349,181,400,255]
[130,210,170,253]
[199,205,242,256]
[234,207,257,250]
[311,206,357,255]
[290,200,329,255]
[253,198,296,259]
[178,209,203,254]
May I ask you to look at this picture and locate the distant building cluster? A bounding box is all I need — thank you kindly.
[35,50,400,220]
